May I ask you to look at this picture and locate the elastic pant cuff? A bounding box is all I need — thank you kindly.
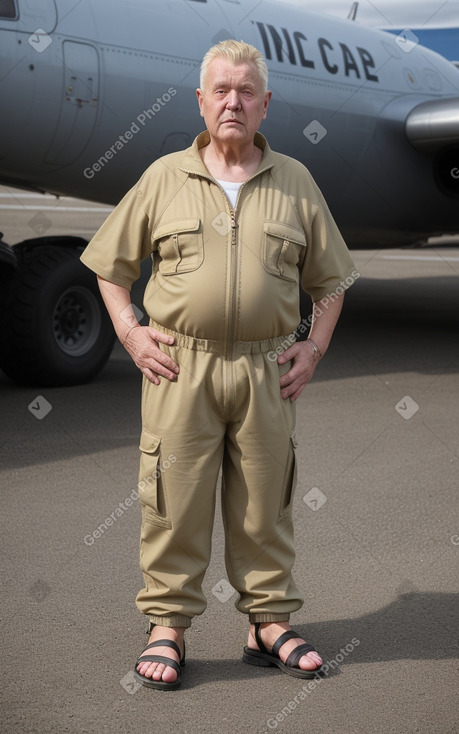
[148,614,192,630]
[249,613,290,623]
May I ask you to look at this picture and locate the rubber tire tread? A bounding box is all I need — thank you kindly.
[0,244,115,386]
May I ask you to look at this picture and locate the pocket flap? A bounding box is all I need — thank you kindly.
[263,221,307,247]
[153,218,201,240]
[139,428,161,454]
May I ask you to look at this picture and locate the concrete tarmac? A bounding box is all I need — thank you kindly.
[0,189,458,733]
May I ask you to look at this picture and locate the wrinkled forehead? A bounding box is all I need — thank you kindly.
[205,58,264,90]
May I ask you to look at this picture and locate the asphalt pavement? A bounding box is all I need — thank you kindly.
[1,189,458,734]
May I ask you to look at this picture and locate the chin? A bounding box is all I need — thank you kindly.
[218,127,246,138]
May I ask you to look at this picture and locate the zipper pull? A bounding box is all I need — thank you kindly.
[231,212,238,246]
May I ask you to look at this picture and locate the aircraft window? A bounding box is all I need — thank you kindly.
[189,0,207,3]
[0,0,16,18]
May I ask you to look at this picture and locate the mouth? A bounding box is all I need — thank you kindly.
[222,119,243,124]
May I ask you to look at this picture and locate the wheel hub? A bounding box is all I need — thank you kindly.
[53,286,101,356]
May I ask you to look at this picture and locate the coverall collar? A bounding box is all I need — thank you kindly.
[178,130,276,181]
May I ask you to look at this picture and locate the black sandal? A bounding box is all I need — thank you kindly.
[134,634,185,690]
[242,622,323,679]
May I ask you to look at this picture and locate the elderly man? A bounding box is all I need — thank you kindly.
[81,39,356,690]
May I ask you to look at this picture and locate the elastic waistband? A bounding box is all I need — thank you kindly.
[151,320,293,355]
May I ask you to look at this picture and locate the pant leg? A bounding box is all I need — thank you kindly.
[221,352,303,622]
[135,344,225,628]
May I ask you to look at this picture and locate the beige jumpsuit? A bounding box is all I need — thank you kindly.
[81,131,357,628]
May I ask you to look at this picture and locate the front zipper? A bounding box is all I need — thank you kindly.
[226,206,239,364]
[179,162,273,359]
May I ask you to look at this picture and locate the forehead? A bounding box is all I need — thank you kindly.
[205,57,262,88]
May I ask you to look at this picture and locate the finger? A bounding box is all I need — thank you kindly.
[142,368,161,385]
[290,384,306,402]
[280,362,314,388]
[135,342,179,375]
[148,328,175,346]
[278,344,300,364]
[281,379,307,401]
[283,384,305,402]
[147,337,180,374]
[281,370,314,391]
[280,367,297,388]
[146,355,179,380]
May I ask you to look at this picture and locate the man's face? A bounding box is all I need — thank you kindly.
[196,57,271,145]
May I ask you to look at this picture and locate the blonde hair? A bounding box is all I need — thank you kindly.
[200,39,268,92]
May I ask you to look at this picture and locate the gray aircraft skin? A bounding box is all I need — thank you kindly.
[0,0,458,387]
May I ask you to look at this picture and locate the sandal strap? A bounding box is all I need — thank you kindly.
[142,639,181,657]
[254,625,317,669]
[285,643,317,668]
[253,623,269,655]
[272,629,300,657]
[136,654,181,674]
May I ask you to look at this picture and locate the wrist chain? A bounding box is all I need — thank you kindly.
[306,338,323,360]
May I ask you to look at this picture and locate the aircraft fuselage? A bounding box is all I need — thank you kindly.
[1,0,459,246]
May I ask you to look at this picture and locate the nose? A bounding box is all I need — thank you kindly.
[226,90,241,110]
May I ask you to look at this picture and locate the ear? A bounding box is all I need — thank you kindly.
[196,88,204,117]
[262,90,272,120]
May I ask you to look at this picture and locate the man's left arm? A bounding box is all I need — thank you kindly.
[278,292,344,402]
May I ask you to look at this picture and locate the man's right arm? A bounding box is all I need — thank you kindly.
[97,276,179,385]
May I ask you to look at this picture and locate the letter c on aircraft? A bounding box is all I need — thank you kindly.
[318,37,338,74]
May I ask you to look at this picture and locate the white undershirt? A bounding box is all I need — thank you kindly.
[217,179,243,208]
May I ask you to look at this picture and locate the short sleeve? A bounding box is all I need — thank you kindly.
[299,181,358,302]
[80,183,153,290]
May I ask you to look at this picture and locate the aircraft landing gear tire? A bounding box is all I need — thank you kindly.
[0,244,115,387]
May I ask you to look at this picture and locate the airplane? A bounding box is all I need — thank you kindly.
[0,0,458,387]
[383,27,459,68]
[344,0,459,67]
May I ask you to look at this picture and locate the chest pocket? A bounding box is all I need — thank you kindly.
[153,218,203,275]
[263,221,307,282]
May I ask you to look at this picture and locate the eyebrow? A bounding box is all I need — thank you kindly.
[212,80,256,90]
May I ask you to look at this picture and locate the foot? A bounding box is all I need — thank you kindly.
[136,625,185,684]
[247,622,322,671]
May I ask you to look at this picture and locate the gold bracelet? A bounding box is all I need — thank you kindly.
[306,338,323,360]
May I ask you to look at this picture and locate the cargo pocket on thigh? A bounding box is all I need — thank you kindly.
[278,434,298,520]
[138,428,172,529]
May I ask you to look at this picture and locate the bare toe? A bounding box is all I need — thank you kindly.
[135,625,185,686]
[299,651,323,670]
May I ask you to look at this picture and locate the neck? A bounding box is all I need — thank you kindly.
[201,137,262,182]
